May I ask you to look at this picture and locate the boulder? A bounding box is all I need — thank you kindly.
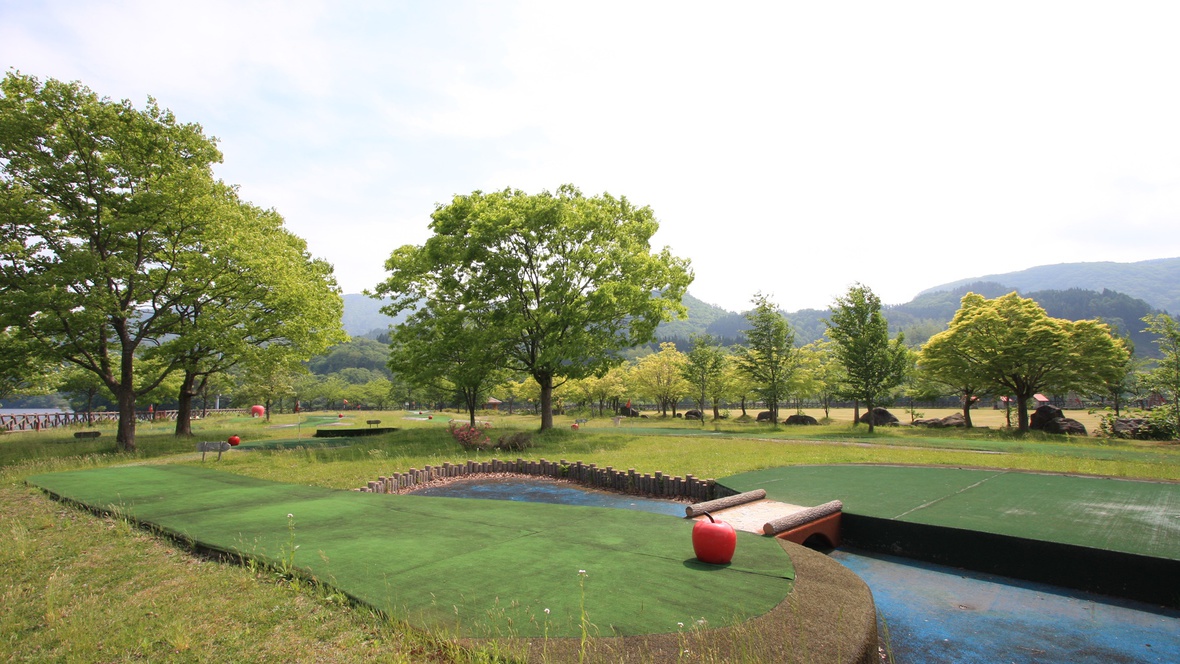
[783,414,819,425]
[1043,417,1088,436]
[755,410,776,423]
[1030,404,1088,436]
[1112,418,1149,437]
[619,406,640,418]
[684,409,703,421]
[913,413,966,428]
[859,408,899,426]
[1029,405,1064,430]
[1111,418,1154,439]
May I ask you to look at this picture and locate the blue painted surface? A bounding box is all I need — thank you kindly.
[833,548,1180,664]
[418,477,1180,662]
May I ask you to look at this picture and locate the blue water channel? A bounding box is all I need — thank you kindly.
[410,478,1180,663]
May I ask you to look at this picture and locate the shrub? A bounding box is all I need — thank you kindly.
[448,422,491,450]
[1098,407,1179,441]
[495,432,533,451]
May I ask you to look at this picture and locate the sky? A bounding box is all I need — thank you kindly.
[4,1,1180,313]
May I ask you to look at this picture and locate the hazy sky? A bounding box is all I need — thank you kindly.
[4,1,1180,312]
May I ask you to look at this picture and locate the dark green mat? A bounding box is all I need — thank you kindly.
[29,466,794,638]
[235,437,350,450]
[720,465,1180,561]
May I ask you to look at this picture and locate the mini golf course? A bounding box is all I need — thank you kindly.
[30,461,1178,661]
[720,465,1180,607]
[29,465,886,662]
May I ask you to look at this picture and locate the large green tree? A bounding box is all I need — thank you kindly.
[680,334,727,420]
[160,189,345,435]
[0,73,221,450]
[631,342,690,417]
[373,185,692,430]
[826,284,908,433]
[1142,313,1180,436]
[921,292,1129,431]
[735,294,798,423]
[917,338,990,427]
[386,302,508,427]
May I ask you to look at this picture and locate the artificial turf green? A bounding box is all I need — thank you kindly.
[721,465,1180,560]
[28,466,794,638]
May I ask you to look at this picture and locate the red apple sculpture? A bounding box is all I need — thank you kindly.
[692,512,736,564]
[228,435,240,446]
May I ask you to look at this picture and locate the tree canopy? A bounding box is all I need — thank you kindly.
[735,294,797,423]
[921,292,1129,431]
[0,73,223,449]
[826,284,908,432]
[0,73,344,446]
[373,185,692,430]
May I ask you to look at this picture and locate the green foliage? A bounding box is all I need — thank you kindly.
[826,284,908,432]
[0,72,344,446]
[374,185,692,430]
[735,294,798,421]
[922,292,1129,431]
[680,334,728,417]
[0,72,223,449]
[0,326,57,401]
[1142,313,1180,435]
[630,342,690,416]
[309,339,394,377]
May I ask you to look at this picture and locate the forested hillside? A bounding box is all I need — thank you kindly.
[921,257,1180,314]
[346,257,1177,355]
[645,283,1163,355]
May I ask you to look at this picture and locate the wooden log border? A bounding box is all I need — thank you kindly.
[684,489,767,517]
[358,458,721,502]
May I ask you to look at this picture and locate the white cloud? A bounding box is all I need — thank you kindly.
[4,0,1180,312]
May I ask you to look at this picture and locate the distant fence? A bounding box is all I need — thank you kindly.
[359,458,722,502]
[0,409,249,432]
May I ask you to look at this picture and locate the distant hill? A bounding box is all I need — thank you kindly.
[343,255,1176,354]
[341,294,405,338]
[650,282,1163,355]
[920,257,1180,314]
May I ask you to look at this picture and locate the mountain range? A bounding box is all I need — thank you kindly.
[343,257,1180,355]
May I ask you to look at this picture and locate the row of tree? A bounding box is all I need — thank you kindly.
[0,73,346,449]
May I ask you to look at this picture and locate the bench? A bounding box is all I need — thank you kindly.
[366,419,381,428]
[197,441,231,461]
[575,418,588,425]
[74,431,102,439]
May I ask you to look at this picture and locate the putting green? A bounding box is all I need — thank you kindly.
[235,437,350,450]
[720,465,1180,561]
[29,466,794,638]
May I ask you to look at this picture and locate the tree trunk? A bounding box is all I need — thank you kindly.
[537,373,554,430]
[175,371,198,437]
[865,399,875,434]
[712,402,720,421]
[1016,393,1031,432]
[852,400,860,427]
[962,394,974,428]
[115,386,137,452]
[465,389,478,427]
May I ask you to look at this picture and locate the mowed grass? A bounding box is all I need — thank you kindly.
[2,408,1177,662]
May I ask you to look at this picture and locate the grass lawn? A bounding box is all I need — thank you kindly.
[3,408,1177,662]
